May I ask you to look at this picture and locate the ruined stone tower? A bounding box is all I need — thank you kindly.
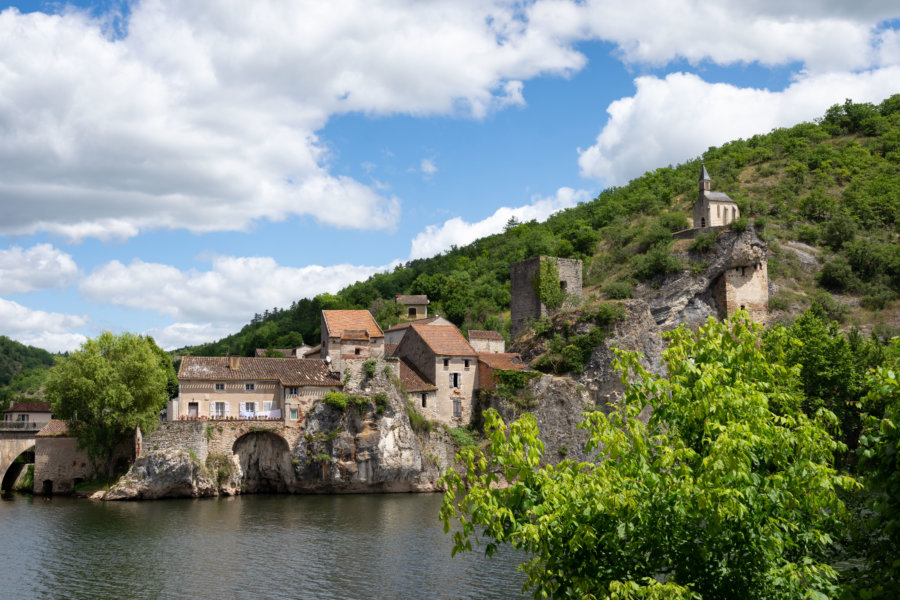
[510,256,582,337]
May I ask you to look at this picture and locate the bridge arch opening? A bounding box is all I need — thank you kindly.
[232,431,293,493]
[1,446,35,493]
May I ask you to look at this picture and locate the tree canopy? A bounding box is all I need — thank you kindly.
[441,315,856,599]
[45,332,173,474]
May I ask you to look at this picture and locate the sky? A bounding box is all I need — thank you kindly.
[0,1,898,353]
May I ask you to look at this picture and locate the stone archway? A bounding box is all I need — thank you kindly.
[1,445,34,492]
[232,431,293,493]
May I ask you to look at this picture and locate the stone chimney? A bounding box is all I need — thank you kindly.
[228,355,241,370]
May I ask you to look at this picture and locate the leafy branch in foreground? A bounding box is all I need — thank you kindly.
[440,314,856,600]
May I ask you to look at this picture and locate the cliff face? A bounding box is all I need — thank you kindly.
[640,227,769,330]
[105,361,452,500]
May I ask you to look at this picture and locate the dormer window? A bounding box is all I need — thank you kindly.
[245,383,255,391]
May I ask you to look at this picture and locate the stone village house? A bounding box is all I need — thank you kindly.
[171,356,341,422]
[395,294,430,318]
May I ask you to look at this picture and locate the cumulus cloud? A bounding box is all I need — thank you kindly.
[0,297,88,352]
[0,244,79,294]
[79,255,397,328]
[0,1,586,241]
[144,322,238,351]
[409,187,590,259]
[578,67,900,186]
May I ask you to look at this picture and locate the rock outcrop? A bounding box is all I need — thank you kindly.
[105,362,453,500]
[641,227,768,330]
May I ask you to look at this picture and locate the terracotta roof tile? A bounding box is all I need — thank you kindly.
[411,323,476,357]
[178,356,341,387]
[36,419,71,437]
[467,330,505,341]
[384,316,442,333]
[399,358,437,392]
[478,352,530,371]
[341,329,370,341]
[322,310,383,339]
[3,401,51,413]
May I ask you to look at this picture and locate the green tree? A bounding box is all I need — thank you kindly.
[45,332,172,475]
[441,315,854,599]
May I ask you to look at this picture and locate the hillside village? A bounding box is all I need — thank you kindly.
[1,166,774,497]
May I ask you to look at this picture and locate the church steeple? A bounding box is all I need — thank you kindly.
[699,162,711,192]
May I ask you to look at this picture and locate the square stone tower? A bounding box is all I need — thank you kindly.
[510,256,582,337]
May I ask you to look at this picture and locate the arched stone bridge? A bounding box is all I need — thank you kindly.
[0,429,39,489]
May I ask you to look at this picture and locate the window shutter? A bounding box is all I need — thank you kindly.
[449,372,454,387]
[239,402,245,415]
[225,402,230,417]
[209,401,214,418]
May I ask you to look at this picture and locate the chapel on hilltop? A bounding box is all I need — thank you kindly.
[692,163,739,228]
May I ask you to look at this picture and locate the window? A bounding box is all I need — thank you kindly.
[701,217,706,227]
[287,386,298,396]
[560,280,567,291]
[408,307,416,317]
[450,372,461,388]
[421,393,427,408]
[213,402,226,418]
[354,348,361,355]
[244,402,256,414]
[717,204,720,217]
[453,398,462,418]
[188,402,198,418]
[263,401,274,412]
[16,414,28,422]
[443,358,449,369]
[215,383,225,391]
[464,359,470,370]
[245,383,255,391]
[289,407,299,420]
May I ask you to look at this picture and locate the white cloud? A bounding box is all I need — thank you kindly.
[0,244,79,294]
[145,322,237,351]
[0,297,88,352]
[420,158,438,176]
[409,187,590,259]
[0,2,587,241]
[528,0,899,71]
[578,67,900,186]
[79,255,397,328]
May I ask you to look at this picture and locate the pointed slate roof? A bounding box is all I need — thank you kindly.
[700,163,710,181]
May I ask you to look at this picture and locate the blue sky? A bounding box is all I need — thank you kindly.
[0,1,898,352]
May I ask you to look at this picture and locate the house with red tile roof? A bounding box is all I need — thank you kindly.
[174,355,341,422]
[2,401,52,430]
[476,352,532,392]
[321,310,385,371]
[395,323,478,425]
[383,315,453,345]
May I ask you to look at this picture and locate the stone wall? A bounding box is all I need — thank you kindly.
[510,256,583,338]
[718,258,769,321]
[144,421,209,462]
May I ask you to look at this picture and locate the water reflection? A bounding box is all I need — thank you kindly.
[0,494,526,599]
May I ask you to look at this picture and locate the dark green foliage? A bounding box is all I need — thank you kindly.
[531,259,566,312]
[363,359,377,378]
[494,369,540,398]
[0,336,55,405]
[205,454,233,486]
[602,281,632,299]
[446,426,478,449]
[688,232,717,253]
[728,216,749,232]
[374,392,389,415]
[818,256,856,291]
[632,243,682,281]
[405,401,433,434]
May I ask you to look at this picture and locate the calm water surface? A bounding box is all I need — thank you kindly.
[0,493,527,599]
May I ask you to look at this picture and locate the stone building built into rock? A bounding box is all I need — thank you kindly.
[510,256,583,337]
[172,356,341,422]
[467,330,506,353]
[692,163,739,228]
[713,258,769,323]
[383,315,453,345]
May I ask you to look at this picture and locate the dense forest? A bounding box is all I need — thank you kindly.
[182,95,900,356]
[0,335,56,408]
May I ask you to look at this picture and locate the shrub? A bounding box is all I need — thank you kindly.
[447,426,478,449]
[809,291,848,323]
[821,213,857,250]
[363,359,377,378]
[205,454,233,486]
[729,216,749,233]
[861,285,896,310]
[795,224,819,245]
[592,302,627,327]
[374,392,389,415]
[348,394,369,415]
[817,256,856,291]
[603,281,632,299]
[633,243,682,281]
[382,365,392,378]
[753,216,767,231]
[689,232,716,253]
[323,391,348,410]
[405,401,433,434]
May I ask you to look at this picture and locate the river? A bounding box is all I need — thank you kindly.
[0,493,528,599]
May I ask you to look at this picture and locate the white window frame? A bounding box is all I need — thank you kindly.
[289,407,300,420]
[450,372,461,389]
[245,383,255,391]
[215,383,225,391]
